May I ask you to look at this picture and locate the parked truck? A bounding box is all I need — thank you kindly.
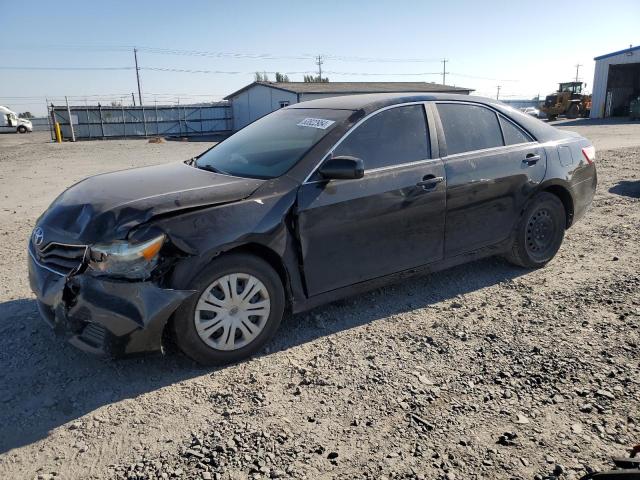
[541,82,592,121]
[0,106,33,133]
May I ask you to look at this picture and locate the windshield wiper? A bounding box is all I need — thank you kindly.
[196,163,227,175]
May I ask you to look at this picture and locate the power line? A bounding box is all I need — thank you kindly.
[0,66,133,71]
[448,72,518,82]
[0,43,448,64]
[0,64,515,82]
[323,54,441,63]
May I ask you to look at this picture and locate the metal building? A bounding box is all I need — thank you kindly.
[224,81,473,130]
[591,45,640,118]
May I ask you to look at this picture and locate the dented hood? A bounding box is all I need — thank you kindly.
[37,162,264,243]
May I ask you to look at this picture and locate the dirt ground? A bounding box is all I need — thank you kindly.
[0,121,638,480]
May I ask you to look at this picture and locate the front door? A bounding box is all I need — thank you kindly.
[295,104,446,296]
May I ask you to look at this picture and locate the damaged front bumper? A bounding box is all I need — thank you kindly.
[28,245,195,357]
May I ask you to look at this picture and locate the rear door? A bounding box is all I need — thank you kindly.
[435,102,546,257]
[296,103,446,296]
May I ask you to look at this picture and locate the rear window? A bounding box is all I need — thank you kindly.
[436,103,503,155]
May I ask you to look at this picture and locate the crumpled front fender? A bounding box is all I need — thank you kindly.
[29,253,196,356]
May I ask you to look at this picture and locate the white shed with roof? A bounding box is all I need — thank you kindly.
[224,81,473,130]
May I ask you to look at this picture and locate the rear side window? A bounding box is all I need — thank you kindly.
[334,105,429,170]
[436,103,503,155]
[500,116,533,145]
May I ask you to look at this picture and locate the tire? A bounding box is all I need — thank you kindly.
[547,114,557,122]
[505,192,566,268]
[567,104,580,119]
[17,126,27,134]
[172,253,285,365]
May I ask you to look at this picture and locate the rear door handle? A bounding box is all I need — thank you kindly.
[416,176,444,190]
[523,153,541,166]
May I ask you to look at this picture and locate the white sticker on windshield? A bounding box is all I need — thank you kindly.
[297,118,335,130]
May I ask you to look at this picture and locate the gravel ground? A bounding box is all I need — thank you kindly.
[0,126,638,480]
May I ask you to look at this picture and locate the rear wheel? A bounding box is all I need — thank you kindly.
[505,192,566,268]
[172,253,285,365]
[547,114,557,121]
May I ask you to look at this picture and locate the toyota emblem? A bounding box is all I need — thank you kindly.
[32,227,44,246]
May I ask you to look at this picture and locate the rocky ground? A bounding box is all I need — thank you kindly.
[0,126,638,480]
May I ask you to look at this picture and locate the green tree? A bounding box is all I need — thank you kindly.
[303,74,329,83]
[275,72,290,82]
[254,71,270,82]
[19,111,34,119]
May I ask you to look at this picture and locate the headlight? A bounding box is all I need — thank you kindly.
[88,234,165,279]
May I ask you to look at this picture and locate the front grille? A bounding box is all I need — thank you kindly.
[32,241,87,275]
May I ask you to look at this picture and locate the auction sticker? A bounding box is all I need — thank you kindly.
[297,118,335,129]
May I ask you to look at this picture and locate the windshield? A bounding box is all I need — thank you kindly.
[196,108,350,179]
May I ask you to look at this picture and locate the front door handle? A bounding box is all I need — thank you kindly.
[416,175,444,190]
[523,153,541,166]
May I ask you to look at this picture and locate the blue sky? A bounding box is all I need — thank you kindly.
[1,0,638,115]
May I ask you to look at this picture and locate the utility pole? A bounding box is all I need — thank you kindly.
[441,58,449,85]
[574,63,582,83]
[65,95,75,142]
[134,48,143,106]
[316,55,324,81]
[496,85,501,100]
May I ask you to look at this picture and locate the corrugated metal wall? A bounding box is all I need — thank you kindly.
[591,50,640,118]
[230,85,297,130]
[50,104,232,139]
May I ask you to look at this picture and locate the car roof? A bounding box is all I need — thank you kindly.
[288,92,566,142]
[287,92,504,113]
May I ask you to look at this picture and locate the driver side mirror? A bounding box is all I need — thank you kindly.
[318,156,364,180]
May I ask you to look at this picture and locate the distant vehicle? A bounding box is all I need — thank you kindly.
[29,93,597,365]
[521,107,541,118]
[0,106,33,133]
[540,82,592,121]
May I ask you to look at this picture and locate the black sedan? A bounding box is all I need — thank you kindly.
[28,93,597,364]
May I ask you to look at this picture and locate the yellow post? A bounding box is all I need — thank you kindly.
[54,122,62,143]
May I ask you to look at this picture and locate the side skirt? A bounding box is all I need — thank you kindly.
[291,239,511,314]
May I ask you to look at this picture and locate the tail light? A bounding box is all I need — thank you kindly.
[581,145,596,164]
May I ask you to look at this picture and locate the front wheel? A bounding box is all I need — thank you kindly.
[172,253,285,365]
[17,125,27,134]
[567,103,580,119]
[505,192,566,268]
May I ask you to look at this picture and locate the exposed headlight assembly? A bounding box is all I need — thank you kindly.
[88,234,165,279]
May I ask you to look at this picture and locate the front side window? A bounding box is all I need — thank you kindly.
[333,104,430,170]
[196,108,349,179]
[500,116,533,145]
[437,103,503,155]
